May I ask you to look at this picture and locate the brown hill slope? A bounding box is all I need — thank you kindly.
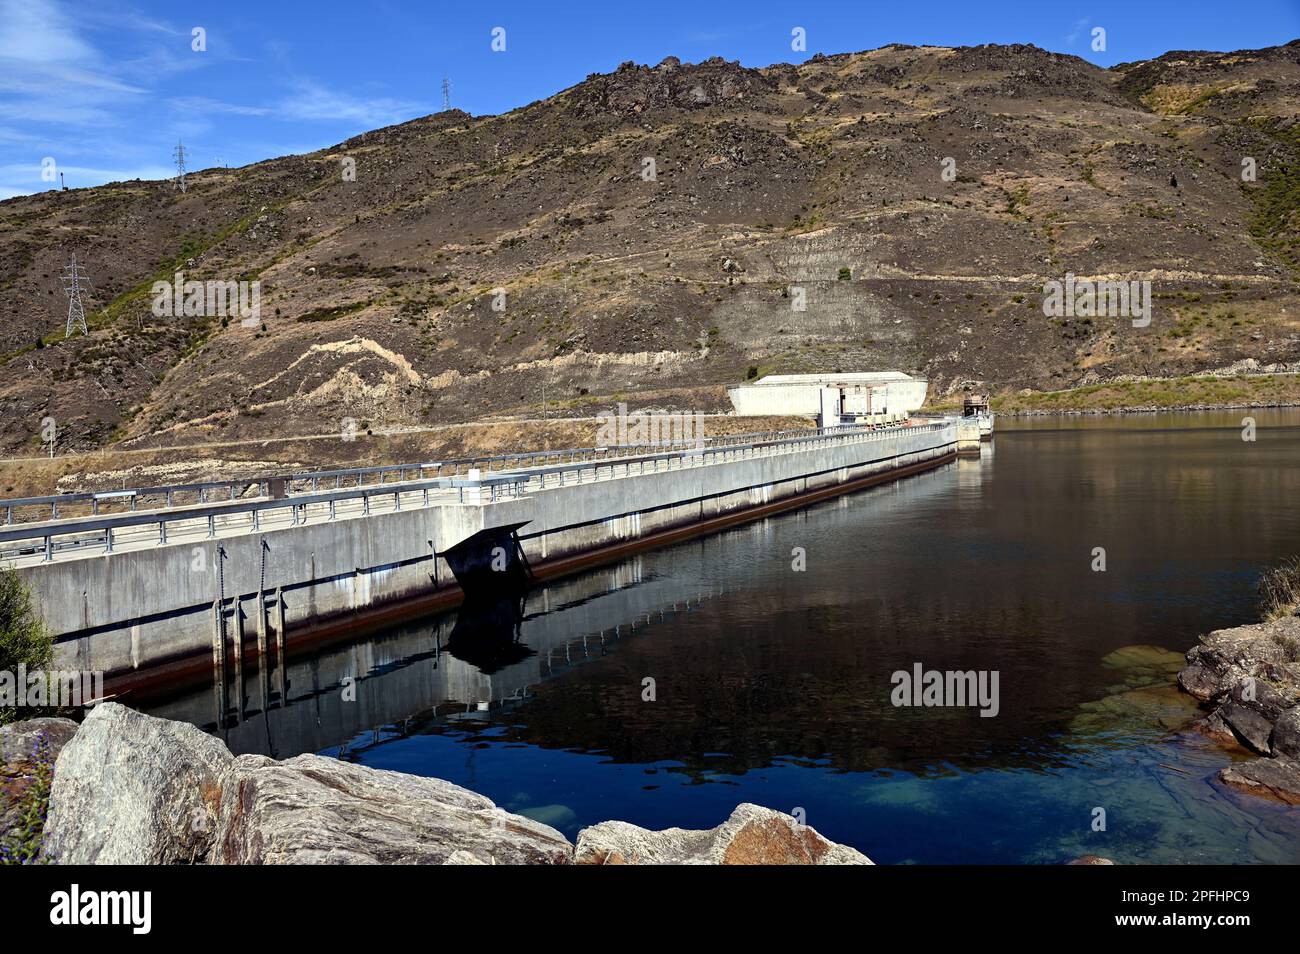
[1,41,1298,455]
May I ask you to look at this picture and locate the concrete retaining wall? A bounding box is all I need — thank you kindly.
[25,424,956,679]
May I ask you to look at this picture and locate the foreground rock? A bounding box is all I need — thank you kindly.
[43,705,868,864]
[42,704,232,864]
[0,717,78,857]
[212,753,571,864]
[1178,616,1300,804]
[1219,758,1300,806]
[0,717,79,768]
[43,705,570,864]
[573,803,872,864]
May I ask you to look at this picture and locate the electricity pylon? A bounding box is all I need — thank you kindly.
[60,254,90,338]
[173,140,188,193]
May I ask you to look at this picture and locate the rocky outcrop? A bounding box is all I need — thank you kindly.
[1178,616,1300,804]
[41,705,868,864]
[573,803,872,865]
[1218,758,1300,806]
[211,753,571,864]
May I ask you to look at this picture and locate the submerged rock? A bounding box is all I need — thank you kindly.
[573,803,871,865]
[1101,644,1186,688]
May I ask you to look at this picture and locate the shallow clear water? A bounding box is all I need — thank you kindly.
[146,409,1300,863]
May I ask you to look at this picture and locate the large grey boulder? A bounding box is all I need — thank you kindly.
[211,753,571,865]
[41,703,231,864]
[574,803,871,865]
[1272,706,1300,760]
[1219,699,1275,755]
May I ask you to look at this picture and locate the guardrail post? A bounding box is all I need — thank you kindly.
[158,520,167,546]
[43,535,52,562]
[104,527,113,554]
[329,499,337,521]
[51,500,58,520]
[208,514,215,538]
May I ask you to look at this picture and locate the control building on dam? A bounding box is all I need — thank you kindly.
[1,415,982,693]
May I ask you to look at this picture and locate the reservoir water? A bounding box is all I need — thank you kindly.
[143,410,1300,863]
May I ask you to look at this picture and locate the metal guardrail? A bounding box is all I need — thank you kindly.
[0,422,899,524]
[0,421,954,567]
[281,424,877,494]
[1,478,271,526]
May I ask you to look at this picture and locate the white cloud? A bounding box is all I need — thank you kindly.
[0,0,96,64]
[276,79,423,127]
[168,96,272,117]
[1066,17,1092,45]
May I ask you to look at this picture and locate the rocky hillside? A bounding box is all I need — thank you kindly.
[2,41,1299,455]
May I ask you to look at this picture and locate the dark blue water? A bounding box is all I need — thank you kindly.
[151,410,1300,863]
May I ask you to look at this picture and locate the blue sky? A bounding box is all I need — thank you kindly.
[1,0,1297,199]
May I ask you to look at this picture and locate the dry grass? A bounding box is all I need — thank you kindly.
[943,373,1300,414]
[0,414,814,499]
[1260,557,1300,622]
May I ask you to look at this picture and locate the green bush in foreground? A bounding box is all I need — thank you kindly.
[0,569,53,726]
[0,733,54,865]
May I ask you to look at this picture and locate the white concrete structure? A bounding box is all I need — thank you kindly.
[727,372,929,422]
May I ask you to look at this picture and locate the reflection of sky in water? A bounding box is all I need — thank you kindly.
[151,413,1300,863]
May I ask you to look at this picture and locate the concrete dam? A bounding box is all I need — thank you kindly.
[1,418,979,699]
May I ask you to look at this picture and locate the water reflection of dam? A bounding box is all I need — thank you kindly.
[145,553,725,758]
[144,457,970,760]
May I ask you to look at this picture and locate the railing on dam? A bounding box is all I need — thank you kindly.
[0,423,862,526]
[0,420,955,568]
